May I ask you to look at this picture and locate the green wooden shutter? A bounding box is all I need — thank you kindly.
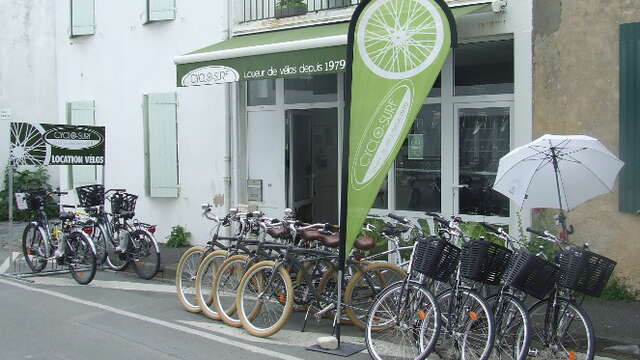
[71,0,95,36]
[67,101,98,188]
[620,22,640,213]
[147,0,176,22]
[144,93,179,198]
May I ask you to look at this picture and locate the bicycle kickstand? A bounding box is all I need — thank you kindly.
[301,306,312,332]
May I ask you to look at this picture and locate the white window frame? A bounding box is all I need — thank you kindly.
[144,0,177,23]
[70,0,96,37]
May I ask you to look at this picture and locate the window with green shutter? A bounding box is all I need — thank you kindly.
[67,101,98,188]
[70,0,96,36]
[619,22,640,214]
[145,0,176,23]
[144,93,179,198]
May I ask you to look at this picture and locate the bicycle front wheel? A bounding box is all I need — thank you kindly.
[213,254,250,327]
[195,250,228,320]
[436,288,495,360]
[237,260,294,338]
[130,229,161,280]
[175,246,206,313]
[22,224,48,273]
[67,231,97,285]
[91,224,108,266]
[344,261,406,329]
[487,293,531,360]
[528,297,594,360]
[365,280,441,360]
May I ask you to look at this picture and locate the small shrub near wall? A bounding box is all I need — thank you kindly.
[165,225,192,247]
[0,165,58,221]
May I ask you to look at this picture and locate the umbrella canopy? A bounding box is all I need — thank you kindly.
[493,134,624,211]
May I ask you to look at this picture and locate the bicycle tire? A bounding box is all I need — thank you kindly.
[528,297,594,360]
[344,261,406,329]
[175,246,206,313]
[67,231,98,285]
[195,250,228,320]
[237,260,294,338]
[365,280,441,360]
[130,229,161,280]
[486,293,531,360]
[436,288,495,360]
[91,225,108,266]
[22,224,48,273]
[213,254,250,327]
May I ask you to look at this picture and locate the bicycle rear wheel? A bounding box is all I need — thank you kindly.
[365,280,441,360]
[237,260,293,338]
[528,297,594,360]
[344,261,406,329]
[67,231,97,285]
[22,224,48,273]
[436,288,495,360]
[175,246,206,313]
[130,229,161,280]
[105,227,130,271]
[487,293,531,360]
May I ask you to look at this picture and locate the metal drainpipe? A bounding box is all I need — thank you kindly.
[223,0,233,234]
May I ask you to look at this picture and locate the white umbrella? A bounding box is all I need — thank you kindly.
[493,134,624,219]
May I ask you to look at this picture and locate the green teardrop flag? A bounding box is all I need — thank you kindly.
[343,0,455,256]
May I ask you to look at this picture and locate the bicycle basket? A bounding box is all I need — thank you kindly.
[75,184,105,207]
[503,248,559,299]
[557,248,616,297]
[24,190,48,211]
[110,192,138,215]
[460,238,513,286]
[412,236,461,282]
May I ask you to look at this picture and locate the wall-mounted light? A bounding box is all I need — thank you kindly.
[491,0,507,13]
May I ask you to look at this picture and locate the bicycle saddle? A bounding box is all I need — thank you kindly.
[382,225,409,236]
[354,236,376,250]
[301,230,340,248]
[267,227,287,239]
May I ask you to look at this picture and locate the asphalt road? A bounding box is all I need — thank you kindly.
[0,270,371,360]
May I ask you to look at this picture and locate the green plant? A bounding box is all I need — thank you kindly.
[598,276,639,302]
[0,165,58,221]
[165,225,192,247]
[276,0,306,9]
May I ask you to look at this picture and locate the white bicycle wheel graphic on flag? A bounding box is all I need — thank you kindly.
[10,122,52,165]
[356,0,445,80]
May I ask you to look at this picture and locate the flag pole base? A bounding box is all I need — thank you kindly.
[306,343,366,357]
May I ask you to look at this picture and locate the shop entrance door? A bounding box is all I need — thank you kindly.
[286,108,339,224]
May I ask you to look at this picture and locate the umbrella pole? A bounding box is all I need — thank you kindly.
[550,147,569,238]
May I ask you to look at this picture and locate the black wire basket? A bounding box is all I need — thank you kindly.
[110,192,138,215]
[412,236,461,282]
[25,190,48,211]
[75,184,105,207]
[503,248,559,299]
[557,248,616,297]
[460,238,513,286]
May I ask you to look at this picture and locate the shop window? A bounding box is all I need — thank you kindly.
[285,74,338,104]
[67,101,97,188]
[144,93,179,198]
[458,107,510,217]
[455,40,514,96]
[145,0,176,23]
[70,0,95,36]
[395,104,441,212]
[247,79,276,106]
[428,74,442,98]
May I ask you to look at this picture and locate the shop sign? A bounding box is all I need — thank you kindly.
[181,65,240,86]
[0,108,11,121]
[10,122,105,166]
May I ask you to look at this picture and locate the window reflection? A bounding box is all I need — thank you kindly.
[395,104,441,212]
[455,40,514,96]
[285,74,338,104]
[247,79,276,106]
[458,107,510,217]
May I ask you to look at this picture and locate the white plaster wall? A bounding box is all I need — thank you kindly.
[54,0,230,244]
[0,0,59,190]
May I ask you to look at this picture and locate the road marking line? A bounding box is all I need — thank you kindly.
[26,277,176,293]
[0,278,303,360]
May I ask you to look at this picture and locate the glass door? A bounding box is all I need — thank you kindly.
[453,103,513,223]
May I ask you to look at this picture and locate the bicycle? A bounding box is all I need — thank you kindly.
[524,227,615,360]
[21,189,98,285]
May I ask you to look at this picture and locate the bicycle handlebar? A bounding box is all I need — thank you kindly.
[526,227,548,238]
[481,222,500,233]
[388,213,409,224]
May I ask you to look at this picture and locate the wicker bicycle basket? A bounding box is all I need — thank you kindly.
[412,236,461,282]
[503,248,559,299]
[460,238,513,286]
[557,248,616,297]
[75,184,105,207]
[110,192,138,215]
